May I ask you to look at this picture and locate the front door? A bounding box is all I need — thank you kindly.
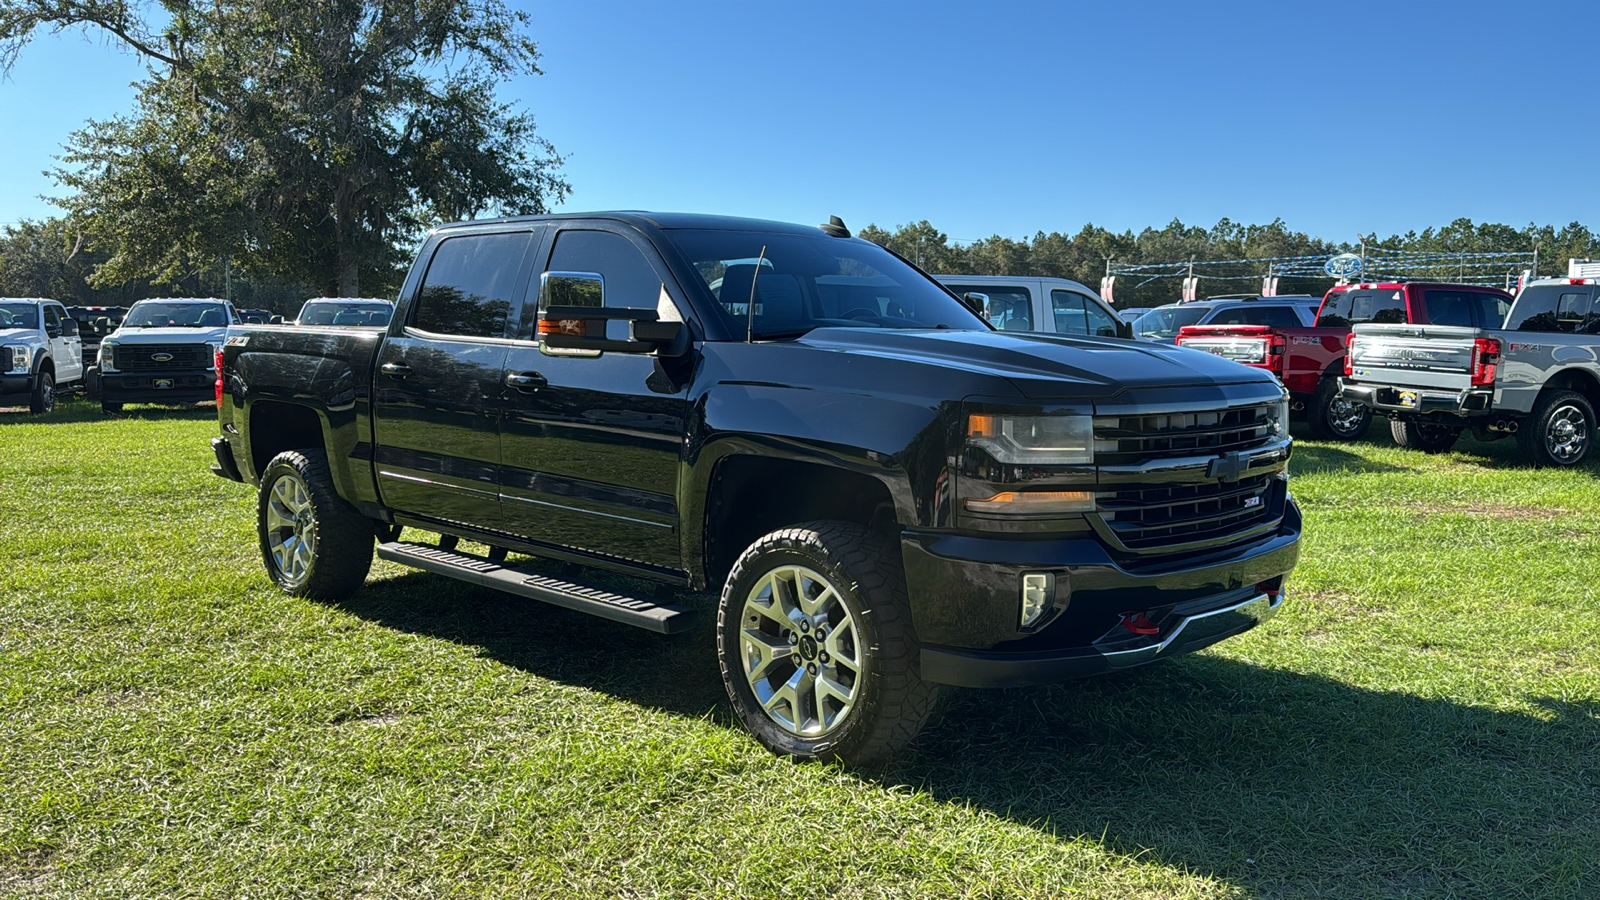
[371,228,537,530]
[498,226,692,571]
[43,304,84,383]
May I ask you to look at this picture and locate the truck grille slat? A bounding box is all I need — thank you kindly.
[1093,403,1283,550]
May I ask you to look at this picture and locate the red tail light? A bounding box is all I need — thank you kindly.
[215,349,225,407]
[1343,338,1355,377]
[1265,334,1286,374]
[1471,338,1500,387]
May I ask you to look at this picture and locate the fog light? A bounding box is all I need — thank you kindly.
[1020,573,1054,629]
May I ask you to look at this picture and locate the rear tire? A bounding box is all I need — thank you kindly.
[28,369,54,414]
[1307,378,1369,441]
[100,401,123,414]
[257,448,373,599]
[1390,419,1461,453]
[1516,389,1593,468]
[716,521,939,766]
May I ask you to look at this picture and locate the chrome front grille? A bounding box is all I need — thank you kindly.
[118,343,209,371]
[1093,401,1286,551]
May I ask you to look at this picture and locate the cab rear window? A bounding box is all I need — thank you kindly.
[1506,286,1600,333]
[1317,289,1406,328]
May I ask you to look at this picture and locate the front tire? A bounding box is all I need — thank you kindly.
[28,369,54,414]
[1308,378,1369,441]
[257,448,373,599]
[1517,389,1594,467]
[716,522,939,765]
[1390,419,1461,453]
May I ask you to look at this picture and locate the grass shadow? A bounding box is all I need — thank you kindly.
[1287,443,1411,477]
[325,568,1599,896]
[0,397,217,426]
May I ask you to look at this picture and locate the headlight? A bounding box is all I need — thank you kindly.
[5,345,29,373]
[1270,396,1290,438]
[967,413,1094,465]
[99,341,118,373]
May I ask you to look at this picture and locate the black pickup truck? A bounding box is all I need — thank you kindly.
[211,212,1302,763]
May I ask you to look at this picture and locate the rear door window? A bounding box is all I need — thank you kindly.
[410,231,535,339]
[947,284,1033,332]
[1049,290,1119,336]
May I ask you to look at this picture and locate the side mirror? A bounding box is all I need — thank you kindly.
[961,292,991,320]
[45,323,63,339]
[1117,320,1133,339]
[62,319,79,337]
[270,315,285,325]
[538,271,688,356]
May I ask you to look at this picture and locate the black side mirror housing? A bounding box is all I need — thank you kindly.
[538,271,689,356]
[61,319,79,337]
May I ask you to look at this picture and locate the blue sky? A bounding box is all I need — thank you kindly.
[2,0,1596,244]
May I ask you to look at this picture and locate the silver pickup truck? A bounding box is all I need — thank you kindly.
[1339,273,1600,466]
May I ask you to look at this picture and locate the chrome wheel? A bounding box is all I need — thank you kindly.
[1545,403,1589,462]
[265,471,317,583]
[738,564,861,736]
[1327,395,1365,436]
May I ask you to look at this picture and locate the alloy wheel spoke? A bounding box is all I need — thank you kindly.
[741,628,795,684]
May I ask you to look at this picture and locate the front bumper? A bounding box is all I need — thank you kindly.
[1,373,30,394]
[904,500,1302,688]
[1338,378,1492,419]
[101,370,214,404]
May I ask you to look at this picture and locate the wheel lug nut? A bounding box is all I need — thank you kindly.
[786,632,799,646]
[800,619,811,632]
[806,664,818,676]
[818,651,830,664]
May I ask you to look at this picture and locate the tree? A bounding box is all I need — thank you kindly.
[1,0,568,296]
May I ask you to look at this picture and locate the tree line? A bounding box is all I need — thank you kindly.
[859,218,1600,307]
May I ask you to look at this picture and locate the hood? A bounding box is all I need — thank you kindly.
[107,326,229,344]
[791,327,1281,400]
[0,327,42,344]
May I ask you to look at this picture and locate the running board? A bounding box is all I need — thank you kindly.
[376,541,695,634]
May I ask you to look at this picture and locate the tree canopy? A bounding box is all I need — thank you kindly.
[1,0,568,297]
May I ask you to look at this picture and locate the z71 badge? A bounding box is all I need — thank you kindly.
[225,335,250,347]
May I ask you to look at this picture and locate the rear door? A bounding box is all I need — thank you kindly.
[498,224,692,571]
[1048,289,1121,336]
[371,227,538,529]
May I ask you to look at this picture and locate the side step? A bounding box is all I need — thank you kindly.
[376,541,696,634]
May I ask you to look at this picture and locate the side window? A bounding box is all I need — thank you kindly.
[1506,286,1598,333]
[1205,306,1250,326]
[1474,293,1511,327]
[1049,290,1088,334]
[949,284,1032,332]
[1245,306,1304,328]
[411,231,534,339]
[1082,295,1120,337]
[1317,292,1351,328]
[42,305,61,330]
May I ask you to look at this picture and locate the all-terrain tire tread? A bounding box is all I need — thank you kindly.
[257,448,373,599]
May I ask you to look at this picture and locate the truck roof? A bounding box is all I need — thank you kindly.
[1329,282,1510,293]
[433,211,830,237]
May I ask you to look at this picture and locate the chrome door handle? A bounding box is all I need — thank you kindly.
[505,371,547,391]
[380,362,412,377]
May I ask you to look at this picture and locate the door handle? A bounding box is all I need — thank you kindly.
[505,371,547,391]
[380,362,412,377]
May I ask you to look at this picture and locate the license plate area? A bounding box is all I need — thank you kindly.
[1397,391,1419,408]
[154,378,175,390]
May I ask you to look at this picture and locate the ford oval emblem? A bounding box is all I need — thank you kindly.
[152,352,174,362]
[1323,253,1365,278]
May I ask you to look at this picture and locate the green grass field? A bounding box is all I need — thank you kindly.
[3,399,1597,898]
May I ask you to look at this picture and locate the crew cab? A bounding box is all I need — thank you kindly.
[293,297,394,328]
[1,298,84,413]
[933,275,1128,337]
[97,297,237,413]
[211,212,1301,764]
[1176,283,1513,441]
[1340,269,1599,465]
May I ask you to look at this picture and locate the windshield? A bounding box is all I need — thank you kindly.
[663,229,987,339]
[125,301,230,328]
[297,301,392,327]
[0,302,40,329]
[1133,305,1208,339]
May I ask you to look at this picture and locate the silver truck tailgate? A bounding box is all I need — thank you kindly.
[1348,324,1480,391]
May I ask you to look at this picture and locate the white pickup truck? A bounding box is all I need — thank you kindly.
[1,298,84,413]
[96,297,237,413]
[1339,263,1600,466]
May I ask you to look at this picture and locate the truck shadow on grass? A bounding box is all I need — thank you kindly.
[330,570,1599,897]
[0,397,216,425]
[1285,443,1411,477]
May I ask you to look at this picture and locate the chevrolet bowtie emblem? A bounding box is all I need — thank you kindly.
[1207,450,1251,483]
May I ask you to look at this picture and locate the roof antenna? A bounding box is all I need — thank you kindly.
[819,216,850,238]
[745,244,767,343]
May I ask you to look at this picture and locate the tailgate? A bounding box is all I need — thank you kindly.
[1175,325,1275,366]
[1347,324,1480,391]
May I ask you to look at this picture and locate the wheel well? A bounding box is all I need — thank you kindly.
[704,456,897,590]
[37,355,53,377]
[1544,369,1600,408]
[248,402,324,478]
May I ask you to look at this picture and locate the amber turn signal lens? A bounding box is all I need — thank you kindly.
[963,491,1094,514]
[967,414,999,438]
[538,318,587,336]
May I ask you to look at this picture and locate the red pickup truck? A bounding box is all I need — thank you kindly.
[1176,282,1513,440]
